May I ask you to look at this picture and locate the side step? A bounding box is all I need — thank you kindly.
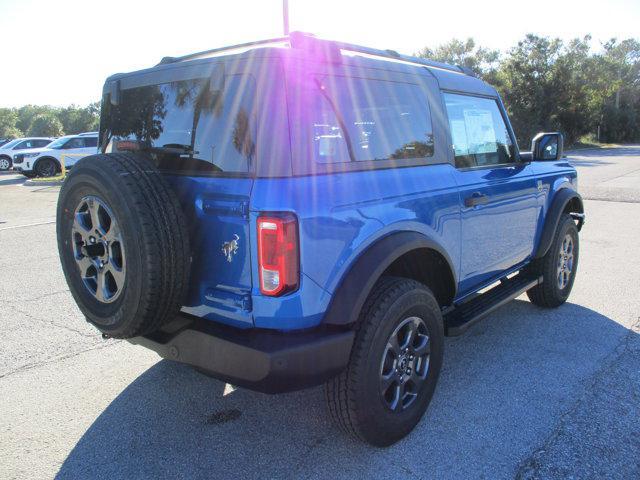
[443,273,542,336]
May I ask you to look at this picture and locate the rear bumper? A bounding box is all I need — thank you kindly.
[128,315,355,393]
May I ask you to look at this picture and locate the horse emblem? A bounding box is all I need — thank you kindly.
[222,234,240,263]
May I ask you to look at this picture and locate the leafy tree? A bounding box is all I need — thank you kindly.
[0,108,23,139]
[28,113,64,137]
[416,38,500,81]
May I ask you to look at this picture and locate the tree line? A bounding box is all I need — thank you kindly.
[0,34,638,147]
[0,103,100,139]
[417,35,640,147]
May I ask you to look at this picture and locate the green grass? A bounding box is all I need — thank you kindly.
[29,173,66,182]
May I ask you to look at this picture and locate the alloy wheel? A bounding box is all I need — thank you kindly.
[71,196,125,303]
[379,316,431,412]
[557,234,574,290]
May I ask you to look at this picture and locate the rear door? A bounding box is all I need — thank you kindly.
[100,69,259,328]
[444,92,539,296]
[61,137,86,166]
[81,136,98,156]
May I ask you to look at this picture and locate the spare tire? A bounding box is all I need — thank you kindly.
[56,152,190,339]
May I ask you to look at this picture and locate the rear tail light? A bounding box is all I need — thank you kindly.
[257,214,299,296]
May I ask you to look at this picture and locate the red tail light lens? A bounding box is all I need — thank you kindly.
[257,215,299,296]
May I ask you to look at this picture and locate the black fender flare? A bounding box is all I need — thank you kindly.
[321,231,457,326]
[534,188,584,259]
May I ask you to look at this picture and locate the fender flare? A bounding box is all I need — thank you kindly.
[534,188,584,259]
[322,231,457,326]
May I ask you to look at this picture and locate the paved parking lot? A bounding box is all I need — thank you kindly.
[1,147,639,480]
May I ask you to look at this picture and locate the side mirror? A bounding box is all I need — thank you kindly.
[531,132,563,161]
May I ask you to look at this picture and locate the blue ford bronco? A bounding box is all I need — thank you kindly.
[56,33,584,446]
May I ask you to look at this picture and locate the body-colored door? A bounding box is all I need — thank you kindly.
[443,92,539,297]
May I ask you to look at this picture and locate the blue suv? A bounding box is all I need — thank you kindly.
[56,33,584,446]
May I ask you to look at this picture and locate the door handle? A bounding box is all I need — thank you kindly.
[464,192,489,207]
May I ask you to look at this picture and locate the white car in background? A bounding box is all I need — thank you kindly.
[0,137,53,171]
[13,134,98,177]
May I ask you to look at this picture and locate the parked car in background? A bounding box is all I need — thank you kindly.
[13,133,98,177]
[0,137,53,171]
[0,138,14,147]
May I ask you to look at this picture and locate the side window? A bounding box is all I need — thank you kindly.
[303,76,434,165]
[36,139,51,147]
[64,138,85,149]
[443,93,515,168]
[14,141,29,149]
[83,137,98,148]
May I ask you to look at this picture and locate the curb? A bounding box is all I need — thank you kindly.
[24,179,64,187]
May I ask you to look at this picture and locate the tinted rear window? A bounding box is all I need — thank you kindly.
[291,76,433,165]
[100,74,256,174]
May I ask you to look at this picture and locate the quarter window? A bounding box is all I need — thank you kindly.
[300,76,434,165]
[443,93,515,168]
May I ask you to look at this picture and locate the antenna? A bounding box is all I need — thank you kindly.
[283,0,290,36]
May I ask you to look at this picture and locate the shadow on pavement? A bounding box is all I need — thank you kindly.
[56,300,636,479]
[0,176,26,186]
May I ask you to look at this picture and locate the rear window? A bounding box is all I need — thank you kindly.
[291,76,433,166]
[100,74,256,174]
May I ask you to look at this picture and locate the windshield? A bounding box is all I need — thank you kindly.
[47,137,69,149]
[1,139,21,149]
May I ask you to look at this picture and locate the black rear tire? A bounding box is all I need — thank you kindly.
[57,153,191,339]
[325,277,444,447]
[527,213,579,307]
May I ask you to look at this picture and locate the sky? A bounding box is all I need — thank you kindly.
[0,0,638,107]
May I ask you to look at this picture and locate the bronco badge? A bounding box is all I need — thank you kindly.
[222,234,240,263]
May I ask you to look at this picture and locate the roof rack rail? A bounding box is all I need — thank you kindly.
[289,31,464,75]
[157,36,289,65]
[156,31,468,76]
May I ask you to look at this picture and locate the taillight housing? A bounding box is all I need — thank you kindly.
[257,214,299,296]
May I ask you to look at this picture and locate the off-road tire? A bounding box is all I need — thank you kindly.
[527,213,579,307]
[325,277,444,447]
[57,152,191,338]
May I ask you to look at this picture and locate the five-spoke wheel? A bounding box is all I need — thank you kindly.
[71,196,125,303]
[380,316,431,411]
[557,234,574,290]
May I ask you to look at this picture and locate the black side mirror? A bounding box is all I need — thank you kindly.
[531,132,564,161]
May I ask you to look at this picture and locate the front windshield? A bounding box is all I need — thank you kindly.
[1,139,21,149]
[48,137,69,149]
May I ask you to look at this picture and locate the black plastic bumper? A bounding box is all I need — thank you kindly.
[127,315,355,394]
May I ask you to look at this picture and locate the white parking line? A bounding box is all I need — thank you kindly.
[0,220,55,231]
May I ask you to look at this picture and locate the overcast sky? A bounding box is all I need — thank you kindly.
[0,0,638,107]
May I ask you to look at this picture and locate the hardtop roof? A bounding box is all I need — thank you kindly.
[105,34,496,98]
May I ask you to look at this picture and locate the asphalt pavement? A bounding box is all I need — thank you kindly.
[0,146,638,479]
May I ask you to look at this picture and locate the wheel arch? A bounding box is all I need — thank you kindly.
[534,188,584,260]
[34,156,62,174]
[321,231,457,327]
